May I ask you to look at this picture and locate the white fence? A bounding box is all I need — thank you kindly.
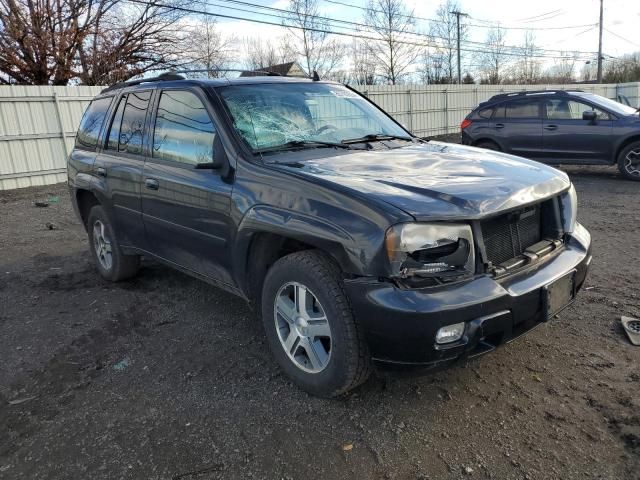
[1,82,638,190]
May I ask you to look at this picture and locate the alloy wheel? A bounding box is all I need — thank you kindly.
[92,220,113,270]
[274,282,332,373]
[624,148,640,178]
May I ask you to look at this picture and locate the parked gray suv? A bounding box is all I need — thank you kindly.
[461,90,640,180]
[68,73,591,397]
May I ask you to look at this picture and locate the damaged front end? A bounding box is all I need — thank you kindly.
[384,184,580,288]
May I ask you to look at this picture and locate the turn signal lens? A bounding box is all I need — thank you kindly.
[460,119,472,130]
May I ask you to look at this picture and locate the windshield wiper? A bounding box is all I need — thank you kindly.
[341,133,416,144]
[256,139,357,153]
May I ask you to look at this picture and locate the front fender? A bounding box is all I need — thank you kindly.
[232,204,387,288]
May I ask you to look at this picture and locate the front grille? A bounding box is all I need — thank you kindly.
[481,204,542,266]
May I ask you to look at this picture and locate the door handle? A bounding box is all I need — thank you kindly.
[95,167,107,177]
[145,178,159,190]
[494,123,505,129]
[544,125,558,131]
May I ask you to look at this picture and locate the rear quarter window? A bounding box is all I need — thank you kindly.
[76,97,112,149]
[471,107,493,119]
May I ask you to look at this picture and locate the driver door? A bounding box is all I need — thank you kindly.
[542,98,613,163]
[141,87,235,286]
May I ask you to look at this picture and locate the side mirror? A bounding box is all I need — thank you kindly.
[582,110,597,122]
[195,135,227,170]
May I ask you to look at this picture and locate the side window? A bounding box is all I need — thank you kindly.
[504,99,540,119]
[152,90,216,165]
[76,96,112,149]
[119,90,152,155]
[107,95,126,150]
[472,107,496,120]
[546,99,611,120]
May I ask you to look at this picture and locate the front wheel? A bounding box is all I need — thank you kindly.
[261,251,371,397]
[617,141,640,181]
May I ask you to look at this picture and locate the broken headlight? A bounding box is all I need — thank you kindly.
[385,223,475,285]
[559,183,577,234]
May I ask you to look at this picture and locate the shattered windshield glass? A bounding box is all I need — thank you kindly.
[218,83,410,152]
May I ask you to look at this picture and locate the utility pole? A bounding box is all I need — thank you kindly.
[597,0,603,83]
[451,10,467,84]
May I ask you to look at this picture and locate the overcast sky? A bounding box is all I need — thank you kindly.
[208,0,640,74]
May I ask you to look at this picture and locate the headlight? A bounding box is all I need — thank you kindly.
[559,184,577,233]
[385,223,475,283]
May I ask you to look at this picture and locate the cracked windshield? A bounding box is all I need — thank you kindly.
[218,83,409,151]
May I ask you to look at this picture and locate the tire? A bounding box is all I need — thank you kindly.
[261,250,371,397]
[475,140,501,152]
[617,141,640,181]
[87,205,140,281]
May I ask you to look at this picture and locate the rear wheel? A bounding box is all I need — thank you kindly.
[87,205,140,281]
[617,141,640,181]
[475,140,501,152]
[261,250,371,397]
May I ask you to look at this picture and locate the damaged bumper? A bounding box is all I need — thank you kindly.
[343,223,592,369]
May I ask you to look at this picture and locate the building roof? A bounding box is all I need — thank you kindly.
[239,62,307,78]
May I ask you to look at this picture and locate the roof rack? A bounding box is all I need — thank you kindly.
[100,68,283,94]
[488,89,584,101]
[100,72,186,94]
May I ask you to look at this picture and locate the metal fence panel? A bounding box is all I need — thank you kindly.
[0,83,638,190]
[0,85,103,190]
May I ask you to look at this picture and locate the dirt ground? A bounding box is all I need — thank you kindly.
[0,165,639,480]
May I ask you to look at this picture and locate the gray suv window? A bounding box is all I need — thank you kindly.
[76,96,112,149]
[501,99,540,119]
[152,90,216,166]
[107,90,152,155]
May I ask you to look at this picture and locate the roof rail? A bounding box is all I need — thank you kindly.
[100,72,185,94]
[488,89,584,101]
[173,68,282,77]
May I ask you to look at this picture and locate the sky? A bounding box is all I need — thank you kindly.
[204,0,640,76]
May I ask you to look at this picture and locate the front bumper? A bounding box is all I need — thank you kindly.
[344,223,592,369]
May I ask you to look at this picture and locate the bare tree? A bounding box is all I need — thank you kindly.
[479,26,509,84]
[419,40,446,84]
[350,40,377,85]
[0,0,188,85]
[545,52,578,83]
[242,37,296,71]
[284,0,345,77]
[184,17,236,78]
[513,30,542,84]
[603,52,640,83]
[364,0,419,84]
[429,0,468,83]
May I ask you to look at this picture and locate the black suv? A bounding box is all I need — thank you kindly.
[461,90,640,180]
[68,74,591,397]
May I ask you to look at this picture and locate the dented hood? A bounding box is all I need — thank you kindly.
[285,141,571,220]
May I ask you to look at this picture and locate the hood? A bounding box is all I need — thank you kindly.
[280,141,570,220]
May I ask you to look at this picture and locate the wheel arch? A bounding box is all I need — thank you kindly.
[234,206,367,307]
[613,134,640,165]
[472,138,502,150]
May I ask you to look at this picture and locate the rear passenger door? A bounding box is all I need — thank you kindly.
[491,99,543,159]
[95,90,153,249]
[141,87,234,286]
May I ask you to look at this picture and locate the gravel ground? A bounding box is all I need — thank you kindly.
[1,164,639,480]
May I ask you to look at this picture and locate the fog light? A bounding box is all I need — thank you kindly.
[436,322,465,344]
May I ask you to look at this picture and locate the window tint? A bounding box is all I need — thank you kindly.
[76,97,112,148]
[118,90,151,155]
[152,90,216,165]
[107,96,126,150]
[504,99,539,119]
[545,99,611,120]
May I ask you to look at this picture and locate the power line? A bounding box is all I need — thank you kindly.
[206,0,600,59]
[125,0,599,63]
[603,27,640,48]
[321,0,598,31]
